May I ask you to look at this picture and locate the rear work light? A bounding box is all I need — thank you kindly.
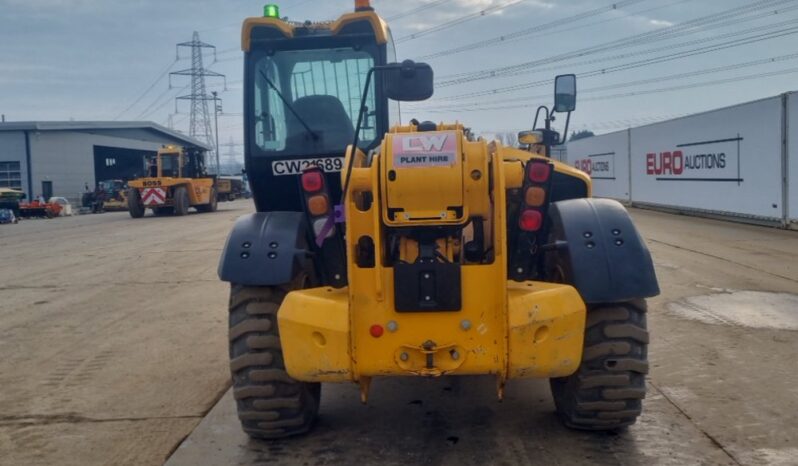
[301,170,324,193]
[527,162,551,183]
[519,209,543,232]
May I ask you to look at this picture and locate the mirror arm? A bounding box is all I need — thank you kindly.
[533,105,549,130]
[560,111,571,146]
[340,67,378,208]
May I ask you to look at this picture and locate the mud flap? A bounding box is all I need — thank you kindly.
[218,212,311,286]
[547,198,660,303]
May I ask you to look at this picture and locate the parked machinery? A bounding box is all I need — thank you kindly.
[127,146,217,218]
[218,1,659,439]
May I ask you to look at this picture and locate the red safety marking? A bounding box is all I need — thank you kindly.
[141,188,166,206]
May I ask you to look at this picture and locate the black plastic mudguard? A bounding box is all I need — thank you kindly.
[547,198,660,303]
[218,212,311,286]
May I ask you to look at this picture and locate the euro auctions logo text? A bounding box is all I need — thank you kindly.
[646,149,729,177]
[573,151,615,180]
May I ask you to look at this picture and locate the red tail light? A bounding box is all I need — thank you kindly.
[301,170,324,192]
[528,162,551,183]
[519,209,543,231]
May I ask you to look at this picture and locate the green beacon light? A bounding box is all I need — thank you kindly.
[264,4,280,18]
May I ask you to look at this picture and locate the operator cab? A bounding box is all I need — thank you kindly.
[148,147,208,179]
[159,151,181,178]
[243,3,398,212]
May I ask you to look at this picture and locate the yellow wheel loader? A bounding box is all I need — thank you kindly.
[127,146,217,218]
[219,1,659,439]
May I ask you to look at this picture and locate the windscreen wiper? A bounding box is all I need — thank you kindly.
[259,70,319,141]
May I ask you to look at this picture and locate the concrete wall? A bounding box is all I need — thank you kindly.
[28,132,164,203]
[0,131,28,196]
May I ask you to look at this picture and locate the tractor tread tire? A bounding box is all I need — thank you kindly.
[551,300,648,431]
[127,189,145,218]
[173,186,189,216]
[196,188,218,213]
[229,284,320,439]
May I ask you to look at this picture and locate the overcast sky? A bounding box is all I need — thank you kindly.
[2,0,798,156]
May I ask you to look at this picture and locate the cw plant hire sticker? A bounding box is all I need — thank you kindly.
[393,131,457,168]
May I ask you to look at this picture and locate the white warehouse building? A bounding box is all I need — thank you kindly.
[0,121,210,203]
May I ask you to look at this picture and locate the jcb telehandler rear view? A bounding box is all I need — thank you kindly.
[219,1,659,439]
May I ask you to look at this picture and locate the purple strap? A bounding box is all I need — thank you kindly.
[315,215,336,247]
[315,205,345,247]
[334,204,346,223]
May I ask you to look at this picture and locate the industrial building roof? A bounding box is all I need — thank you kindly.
[0,121,212,151]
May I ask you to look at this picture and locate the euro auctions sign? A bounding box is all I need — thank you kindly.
[646,135,743,184]
[574,151,615,180]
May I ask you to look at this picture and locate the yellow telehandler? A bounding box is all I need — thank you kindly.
[218,1,659,439]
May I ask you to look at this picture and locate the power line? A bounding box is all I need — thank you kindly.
[419,66,798,113]
[435,0,798,86]
[135,85,184,120]
[580,67,798,102]
[395,0,528,44]
[384,0,456,21]
[137,85,187,120]
[427,14,798,105]
[419,52,798,111]
[428,0,691,65]
[419,0,648,60]
[113,59,178,120]
[439,10,798,87]
[426,17,798,101]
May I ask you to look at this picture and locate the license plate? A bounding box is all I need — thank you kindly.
[271,157,345,176]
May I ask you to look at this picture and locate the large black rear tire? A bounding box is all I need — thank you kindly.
[127,189,145,218]
[228,284,321,439]
[550,300,649,430]
[196,188,218,213]
[173,186,189,216]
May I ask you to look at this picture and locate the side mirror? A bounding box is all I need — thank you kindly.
[554,74,576,113]
[382,60,434,102]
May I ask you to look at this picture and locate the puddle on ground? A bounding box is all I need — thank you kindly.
[666,291,798,330]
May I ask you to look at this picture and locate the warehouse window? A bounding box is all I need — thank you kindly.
[0,161,22,189]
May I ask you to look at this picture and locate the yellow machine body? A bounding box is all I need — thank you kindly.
[278,125,591,387]
[127,147,215,206]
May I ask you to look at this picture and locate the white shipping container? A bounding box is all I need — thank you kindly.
[566,130,630,202]
[787,92,798,227]
[629,96,784,220]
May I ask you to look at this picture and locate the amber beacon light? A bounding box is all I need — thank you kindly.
[355,0,373,12]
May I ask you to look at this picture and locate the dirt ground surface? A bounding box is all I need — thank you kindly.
[166,208,798,466]
[0,203,247,466]
[2,203,797,465]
